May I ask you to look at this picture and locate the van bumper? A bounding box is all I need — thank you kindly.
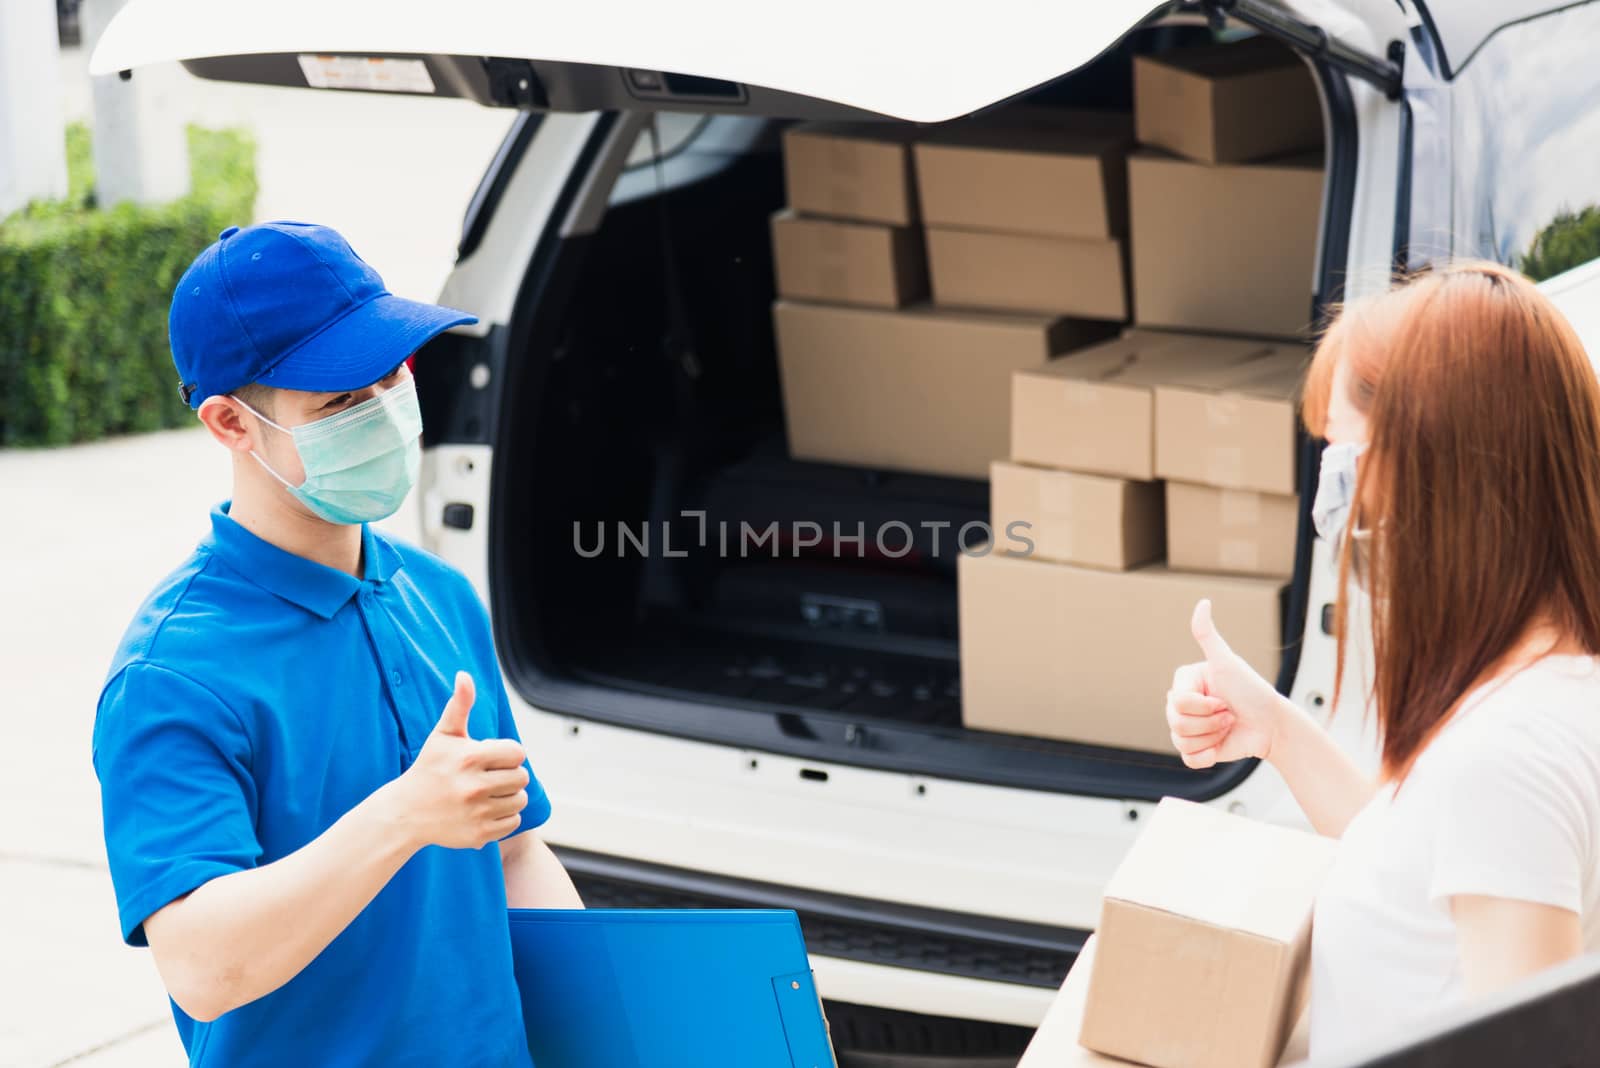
[556,846,1083,1028]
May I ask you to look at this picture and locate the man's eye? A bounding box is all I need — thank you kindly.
[322,393,352,411]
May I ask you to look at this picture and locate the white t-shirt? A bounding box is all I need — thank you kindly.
[1309,655,1600,1058]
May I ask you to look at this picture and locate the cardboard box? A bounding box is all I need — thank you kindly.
[1129,150,1323,337]
[1080,798,1337,1068]
[782,122,921,226]
[771,210,927,308]
[1168,482,1298,578]
[958,552,1283,751]
[1154,347,1306,494]
[990,461,1163,571]
[926,227,1127,320]
[773,302,1116,480]
[914,119,1132,239]
[1010,331,1277,481]
[1017,936,1311,1068]
[1135,37,1322,164]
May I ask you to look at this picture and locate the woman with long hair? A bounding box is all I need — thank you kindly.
[1166,260,1600,1053]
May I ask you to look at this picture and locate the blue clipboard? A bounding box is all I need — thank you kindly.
[508,908,837,1068]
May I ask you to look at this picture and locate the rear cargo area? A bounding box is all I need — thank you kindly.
[494,30,1331,794]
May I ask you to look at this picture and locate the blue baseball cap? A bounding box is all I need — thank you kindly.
[169,221,478,408]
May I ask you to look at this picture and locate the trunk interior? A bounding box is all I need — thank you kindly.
[492,28,1336,798]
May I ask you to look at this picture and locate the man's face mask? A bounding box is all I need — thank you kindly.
[1311,440,1367,551]
[235,376,422,525]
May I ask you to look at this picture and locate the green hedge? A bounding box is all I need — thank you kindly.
[0,123,258,446]
[1521,205,1600,283]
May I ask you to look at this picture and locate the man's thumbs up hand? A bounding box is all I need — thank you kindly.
[434,672,476,739]
[387,671,531,850]
[1164,599,1286,769]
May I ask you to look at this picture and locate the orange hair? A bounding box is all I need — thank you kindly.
[1307,261,1600,781]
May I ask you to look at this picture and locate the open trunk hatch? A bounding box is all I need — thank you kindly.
[88,0,1169,121]
[84,0,1392,122]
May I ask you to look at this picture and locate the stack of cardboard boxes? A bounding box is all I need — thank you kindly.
[771,116,1131,481]
[914,111,1133,321]
[959,38,1323,754]
[960,331,1303,752]
[771,38,1325,757]
[1127,35,1326,337]
[772,124,926,308]
[1155,352,1306,578]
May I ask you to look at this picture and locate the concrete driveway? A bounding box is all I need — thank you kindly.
[0,50,505,1068]
[0,432,428,1068]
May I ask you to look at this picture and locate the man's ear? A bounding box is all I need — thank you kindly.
[197,396,257,453]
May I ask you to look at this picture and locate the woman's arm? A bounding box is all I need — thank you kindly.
[1264,696,1377,838]
[1451,896,1583,996]
[1434,726,1591,995]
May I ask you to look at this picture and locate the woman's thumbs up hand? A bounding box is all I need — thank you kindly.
[1166,599,1286,769]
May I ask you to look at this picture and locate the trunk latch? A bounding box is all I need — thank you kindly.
[484,58,547,108]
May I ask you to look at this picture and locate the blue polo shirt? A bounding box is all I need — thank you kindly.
[93,503,548,1067]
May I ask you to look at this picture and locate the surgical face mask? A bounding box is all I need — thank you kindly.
[236,376,422,525]
[1311,440,1366,548]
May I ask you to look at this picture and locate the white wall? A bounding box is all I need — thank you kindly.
[0,0,68,215]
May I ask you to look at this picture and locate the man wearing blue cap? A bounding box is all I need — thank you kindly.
[92,222,581,1066]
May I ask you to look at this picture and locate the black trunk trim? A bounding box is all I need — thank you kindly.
[459,111,543,262]
[556,847,1086,990]
[1210,0,1403,98]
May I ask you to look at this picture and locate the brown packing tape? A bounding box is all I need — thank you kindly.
[1150,64,1190,107]
[817,266,849,295]
[810,222,852,295]
[823,138,864,177]
[815,223,851,256]
[820,141,865,213]
[1053,380,1107,474]
[1217,488,1263,527]
[1061,379,1102,410]
[1203,393,1243,428]
[824,182,861,213]
[1219,538,1262,572]
[1205,446,1245,487]
[1037,474,1078,559]
[1038,474,1078,517]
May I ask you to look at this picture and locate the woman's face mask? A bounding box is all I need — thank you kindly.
[1312,440,1367,549]
[236,375,422,525]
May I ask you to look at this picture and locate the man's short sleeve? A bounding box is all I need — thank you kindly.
[93,662,261,946]
[1427,718,1593,914]
[494,672,552,836]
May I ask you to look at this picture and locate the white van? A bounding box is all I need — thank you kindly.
[96,1,1600,1060]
